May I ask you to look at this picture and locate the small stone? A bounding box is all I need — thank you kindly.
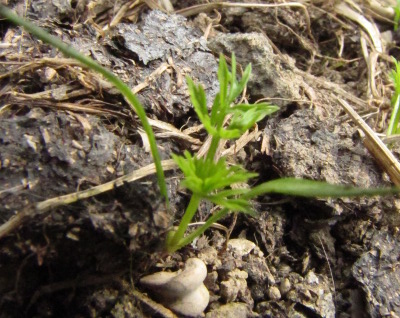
[204,271,218,292]
[278,264,292,277]
[228,238,256,257]
[266,271,276,285]
[106,165,115,174]
[305,271,319,285]
[140,258,209,317]
[1,158,10,168]
[280,278,291,296]
[24,134,38,152]
[253,245,264,257]
[220,269,248,303]
[40,67,57,82]
[220,268,248,303]
[199,246,221,266]
[206,303,250,318]
[228,268,248,280]
[300,289,312,300]
[268,286,281,301]
[286,289,297,302]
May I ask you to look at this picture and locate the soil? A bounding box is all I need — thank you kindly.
[1,1,400,317]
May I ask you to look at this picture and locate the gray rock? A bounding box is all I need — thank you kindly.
[268,286,281,301]
[140,258,209,317]
[227,238,256,258]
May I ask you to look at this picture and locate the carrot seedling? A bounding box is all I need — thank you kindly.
[166,54,278,252]
[166,54,400,253]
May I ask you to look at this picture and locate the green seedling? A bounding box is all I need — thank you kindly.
[394,0,400,31]
[165,54,400,253]
[387,57,400,136]
[166,54,279,252]
[0,5,169,206]
[1,5,399,254]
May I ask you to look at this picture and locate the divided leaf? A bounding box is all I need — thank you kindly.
[228,103,279,132]
[172,151,257,198]
[186,53,279,140]
[207,196,254,214]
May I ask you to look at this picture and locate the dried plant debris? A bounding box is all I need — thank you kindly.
[2,9,219,121]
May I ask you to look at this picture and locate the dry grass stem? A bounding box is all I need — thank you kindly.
[188,222,229,233]
[13,85,90,100]
[132,63,171,94]
[0,160,177,239]
[0,58,84,80]
[148,118,202,145]
[366,0,395,22]
[360,34,380,99]
[182,124,204,135]
[103,1,132,31]
[338,98,400,186]
[8,95,129,118]
[35,159,177,212]
[335,2,383,53]
[221,125,260,157]
[297,69,368,109]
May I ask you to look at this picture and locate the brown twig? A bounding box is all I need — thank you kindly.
[338,98,400,186]
[0,160,177,239]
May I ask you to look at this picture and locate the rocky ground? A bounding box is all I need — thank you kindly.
[1,1,400,317]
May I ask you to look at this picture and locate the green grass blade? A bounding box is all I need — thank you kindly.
[388,58,400,136]
[394,0,400,31]
[217,54,229,114]
[0,5,169,205]
[230,52,237,86]
[243,178,399,199]
[388,93,400,136]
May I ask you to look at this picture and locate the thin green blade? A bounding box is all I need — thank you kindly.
[243,178,400,199]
